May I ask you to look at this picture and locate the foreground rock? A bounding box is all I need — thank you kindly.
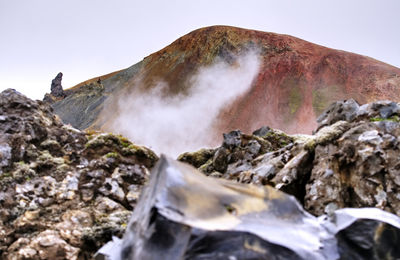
[180,99,400,217]
[0,89,157,259]
[97,156,400,260]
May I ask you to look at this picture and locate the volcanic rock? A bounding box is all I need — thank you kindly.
[180,99,400,217]
[43,72,66,104]
[51,72,65,98]
[0,89,157,259]
[97,156,400,260]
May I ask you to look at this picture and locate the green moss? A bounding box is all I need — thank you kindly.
[85,133,133,150]
[177,149,215,168]
[370,115,400,122]
[85,132,158,165]
[278,78,305,124]
[262,131,293,150]
[370,117,385,122]
[105,152,119,159]
[198,159,213,174]
[289,87,302,114]
[121,140,130,148]
[116,135,131,148]
[305,139,316,151]
[121,144,140,156]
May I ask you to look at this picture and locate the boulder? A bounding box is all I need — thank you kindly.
[96,156,400,260]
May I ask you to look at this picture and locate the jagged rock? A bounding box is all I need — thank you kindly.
[96,156,400,260]
[0,89,158,258]
[43,73,67,104]
[51,72,65,98]
[222,130,242,149]
[181,101,400,218]
[179,127,293,179]
[316,99,360,130]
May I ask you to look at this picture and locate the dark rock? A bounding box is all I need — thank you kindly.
[252,126,271,136]
[96,156,400,260]
[51,72,65,98]
[378,101,399,118]
[222,130,242,149]
[180,127,292,179]
[185,230,302,260]
[334,209,400,260]
[246,139,261,155]
[316,99,359,130]
[212,147,229,173]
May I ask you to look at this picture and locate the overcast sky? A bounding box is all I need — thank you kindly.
[1,0,399,100]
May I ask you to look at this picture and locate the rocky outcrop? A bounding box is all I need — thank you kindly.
[51,72,65,98]
[178,127,293,178]
[97,156,400,260]
[0,89,157,259]
[43,72,66,104]
[50,26,400,139]
[180,99,400,217]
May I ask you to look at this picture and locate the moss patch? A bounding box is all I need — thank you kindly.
[312,85,340,116]
[259,130,294,150]
[370,115,400,123]
[289,86,303,115]
[105,152,119,159]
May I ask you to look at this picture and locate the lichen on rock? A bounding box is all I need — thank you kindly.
[180,99,400,218]
[0,89,158,258]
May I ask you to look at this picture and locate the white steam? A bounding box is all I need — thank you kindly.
[106,50,260,157]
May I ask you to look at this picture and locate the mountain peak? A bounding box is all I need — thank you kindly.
[49,26,400,154]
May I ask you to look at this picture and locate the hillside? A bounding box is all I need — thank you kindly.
[49,26,400,152]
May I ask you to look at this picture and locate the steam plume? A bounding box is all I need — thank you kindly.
[102,50,260,157]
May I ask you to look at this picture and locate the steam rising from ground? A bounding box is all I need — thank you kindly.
[104,51,260,157]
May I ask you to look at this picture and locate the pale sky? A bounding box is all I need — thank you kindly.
[0,0,399,100]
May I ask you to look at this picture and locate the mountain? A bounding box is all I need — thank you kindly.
[49,25,400,149]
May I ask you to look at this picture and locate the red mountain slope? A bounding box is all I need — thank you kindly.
[52,25,400,141]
